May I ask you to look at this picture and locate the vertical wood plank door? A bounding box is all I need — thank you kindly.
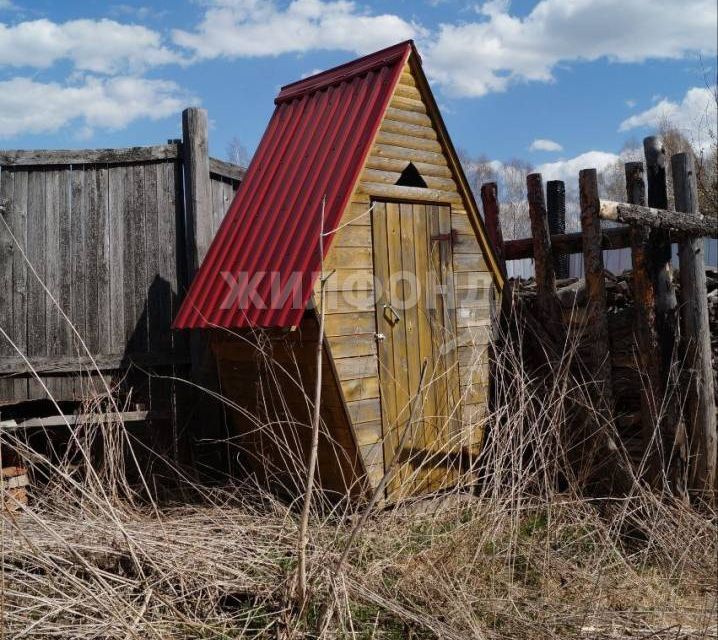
[372,200,461,499]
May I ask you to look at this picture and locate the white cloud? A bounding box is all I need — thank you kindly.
[0,76,192,138]
[619,86,717,154]
[625,99,637,108]
[0,18,182,74]
[529,138,563,152]
[172,0,419,59]
[425,0,717,97]
[301,67,325,79]
[537,150,620,185]
[110,4,168,21]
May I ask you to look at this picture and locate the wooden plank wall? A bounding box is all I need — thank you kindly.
[212,318,364,498]
[0,143,242,408]
[209,174,240,237]
[318,57,494,489]
[0,157,187,405]
[320,192,383,487]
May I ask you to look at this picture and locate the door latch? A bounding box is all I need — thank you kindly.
[430,229,458,245]
[383,303,401,325]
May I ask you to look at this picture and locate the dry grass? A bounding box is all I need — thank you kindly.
[1,319,717,640]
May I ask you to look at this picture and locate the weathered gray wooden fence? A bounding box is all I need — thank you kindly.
[0,108,243,413]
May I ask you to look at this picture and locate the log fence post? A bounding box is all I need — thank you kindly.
[643,136,684,493]
[527,173,558,324]
[579,169,614,413]
[625,161,663,484]
[182,107,213,277]
[181,107,224,471]
[579,169,637,495]
[481,182,506,278]
[547,180,569,279]
[673,152,717,498]
[644,136,679,374]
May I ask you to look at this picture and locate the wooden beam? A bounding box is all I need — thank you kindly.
[579,169,614,412]
[673,152,717,496]
[526,173,557,321]
[209,157,245,183]
[1,410,154,430]
[0,144,179,167]
[599,200,716,237]
[625,161,662,484]
[0,352,190,375]
[358,181,461,204]
[504,227,630,260]
[480,182,506,277]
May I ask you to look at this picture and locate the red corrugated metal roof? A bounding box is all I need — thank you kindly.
[174,41,413,329]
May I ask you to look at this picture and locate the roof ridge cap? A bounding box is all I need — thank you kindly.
[275,40,414,104]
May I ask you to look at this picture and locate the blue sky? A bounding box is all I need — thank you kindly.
[0,0,715,180]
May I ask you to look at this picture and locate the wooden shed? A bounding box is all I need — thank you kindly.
[174,41,504,500]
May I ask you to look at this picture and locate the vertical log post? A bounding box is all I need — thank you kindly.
[182,107,213,277]
[527,173,558,324]
[481,182,506,278]
[626,161,663,483]
[644,136,679,369]
[580,169,635,495]
[547,180,569,279]
[579,169,613,411]
[673,153,717,498]
[644,136,684,493]
[182,107,223,470]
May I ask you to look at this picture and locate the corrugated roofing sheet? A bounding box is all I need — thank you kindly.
[174,41,413,329]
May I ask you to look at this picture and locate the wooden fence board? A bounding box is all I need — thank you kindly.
[97,166,112,353]
[44,169,62,399]
[84,166,100,354]
[145,162,162,354]
[108,165,126,353]
[26,169,46,399]
[0,168,16,400]
[209,175,239,236]
[70,167,86,349]
[0,126,242,409]
[57,169,73,399]
[130,164,148,353]
[0,144,179,166]
[11,170,28,400]
[121,164,136,350]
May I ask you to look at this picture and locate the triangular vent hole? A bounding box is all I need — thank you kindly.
[395,162,428,188]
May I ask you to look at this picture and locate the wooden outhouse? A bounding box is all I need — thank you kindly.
[174,41,504,500]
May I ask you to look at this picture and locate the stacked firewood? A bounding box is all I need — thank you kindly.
[512,266,718,465]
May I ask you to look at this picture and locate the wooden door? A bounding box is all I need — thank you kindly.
[371,200,461,497]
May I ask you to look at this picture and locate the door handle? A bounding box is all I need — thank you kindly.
[383,303,401,325]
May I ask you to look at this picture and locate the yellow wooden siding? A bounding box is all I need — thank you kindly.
[316,56,492,491]
[211,322,364,497]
